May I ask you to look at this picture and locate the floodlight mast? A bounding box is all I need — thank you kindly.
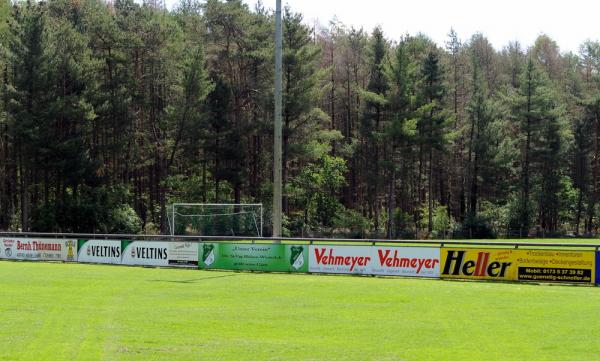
[273,0,283,240]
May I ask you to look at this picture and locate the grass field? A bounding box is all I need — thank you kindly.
[1,261,599,361]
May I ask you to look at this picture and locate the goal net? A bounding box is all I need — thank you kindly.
[168,203,263,237]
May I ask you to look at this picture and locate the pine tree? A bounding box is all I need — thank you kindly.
[281,7,324,216]
[38,12,98,231]
[0,0,12,229]
[509,57,565,234]
[416,48,448,234]
[582,96,600,233]
[6,1,48,231]
[464,58,495,236]
[383,39,416,237]
[360,26,388,232]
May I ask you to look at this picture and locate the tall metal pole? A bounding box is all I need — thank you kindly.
[273,0,283,238]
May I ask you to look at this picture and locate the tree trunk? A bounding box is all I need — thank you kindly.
[428,147,433,234]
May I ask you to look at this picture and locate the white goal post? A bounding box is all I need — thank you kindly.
[168,203,263,237]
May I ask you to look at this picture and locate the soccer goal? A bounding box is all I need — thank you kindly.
[168,203,263,237]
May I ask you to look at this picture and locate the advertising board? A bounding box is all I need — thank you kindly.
[441,248,517,281]
[121,241,169,266]
[198,243,308,272]
[515,250,595,284]
[371,246,440,277]
[597,251,600,286]
[308,245,440,277]
[1,237,77,262]
[168,241,198,267]
[309,245,371,274]
[441,248,596,284]
[79,240,197,267]
[77,239,122,264]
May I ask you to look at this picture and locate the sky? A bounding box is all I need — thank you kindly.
[166,0,600,54]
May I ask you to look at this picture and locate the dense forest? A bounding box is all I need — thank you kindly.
[0,0,600,238]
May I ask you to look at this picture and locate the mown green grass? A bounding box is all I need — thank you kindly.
[0,260,599,361]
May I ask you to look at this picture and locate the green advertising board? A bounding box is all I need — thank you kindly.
[198,243,308,272]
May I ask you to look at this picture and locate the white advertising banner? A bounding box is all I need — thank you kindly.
[1,237,77,262]
[309,245,372,274]
[168,242,198,267]
[77,240,122,264]
[308,245,440,277]
[122,241,169,266]
[370,246,440,277]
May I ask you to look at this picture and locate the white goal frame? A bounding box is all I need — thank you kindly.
[169,203,263,237]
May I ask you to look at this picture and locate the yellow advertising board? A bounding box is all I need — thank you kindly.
[441,248,595,284]
[441,248,518,281]
[514,250,595,284]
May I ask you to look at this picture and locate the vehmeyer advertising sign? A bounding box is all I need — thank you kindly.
[1,237,77,262]
[77,240,122,264]
[198,243,308,273]
[308,245,440,277]
[371,246,440,277]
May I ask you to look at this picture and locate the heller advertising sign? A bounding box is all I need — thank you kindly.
[441,248,596,284]
[77,240,122,264]
[198,243,308,272]
[441,248,516,281]
[515,250,595,284]
[1,237,77,262]
[308,245,440,277]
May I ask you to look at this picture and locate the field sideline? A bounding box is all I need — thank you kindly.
[1,261,599,361]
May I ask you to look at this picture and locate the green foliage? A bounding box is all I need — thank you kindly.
[460,214,496,239]
[432,205,453,239]
[333,208,373,239]
[0,0,599,239]
[282,6,325,162]
[390,209,415,239]
[420,202,454,239]
[290,152,347,231]
[30,185,139,233]
[506,57,571,234]
[108,204,142,234]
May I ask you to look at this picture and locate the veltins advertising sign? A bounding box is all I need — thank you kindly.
[121,241,199,267]
[77,239,122,264]
[121,241,169,266]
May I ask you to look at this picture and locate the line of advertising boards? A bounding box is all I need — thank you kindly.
[1,237,599,285]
